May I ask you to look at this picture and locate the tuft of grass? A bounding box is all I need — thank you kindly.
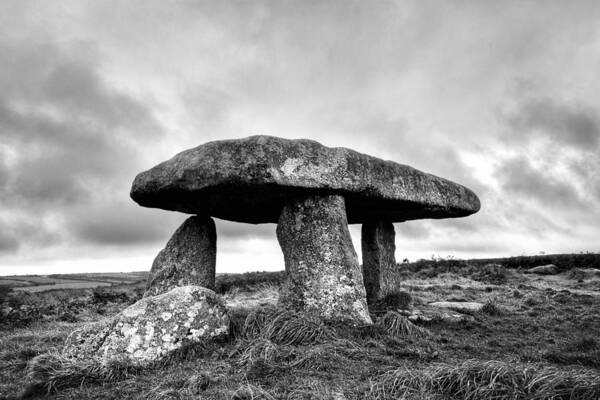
[20,352,140,398]
[480,300,504,316]
[234,307,338,346]
[376,311,431,339]
[263,310,338,346]
[240,307,278,340]
[369,359,600,400]
[236,338,281,367]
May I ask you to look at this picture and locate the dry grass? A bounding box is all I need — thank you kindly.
[3,265,600,400]
[544,336,600,369]
[231,383,277,400]
[236,338,281,367]
[263,310,338,345]
[234,307,338,345]
[289,342,352,372]
[368,359,600,400]
[480,300,504,316]
[376,311,431,339]
[285,378,345,399]
[20,352,140,398]
[238,306,278,340]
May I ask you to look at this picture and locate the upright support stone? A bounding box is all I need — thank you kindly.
[276,195,372,325]
[362,221,396,303]
[144,215,216,297]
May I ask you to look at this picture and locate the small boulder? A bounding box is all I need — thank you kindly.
[398,308,474,324]
[524,264,559,275]
[429,301,484,313]
[64,286,228,365]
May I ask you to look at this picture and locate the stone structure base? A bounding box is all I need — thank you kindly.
[145,215,216,297]
[361,220,396,303]
[276,195,372,325]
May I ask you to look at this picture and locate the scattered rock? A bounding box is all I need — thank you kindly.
[568,268,600,281]
[398,308,475,324]
[524,264,559,275]
[63,286,229,365]
[277,195,372,325]
[429,301,484,312]
[362,221,396,303]
[131,135,480,224]
[145,215,216,296]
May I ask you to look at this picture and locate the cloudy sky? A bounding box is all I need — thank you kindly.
[1,1,599,275]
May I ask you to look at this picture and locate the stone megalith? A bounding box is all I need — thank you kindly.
[130,135,481,324]
[277,195,371,324]
[145,215,216,297]
[63,286,229,365]
[362,221,396,303]
[130,135,481,224]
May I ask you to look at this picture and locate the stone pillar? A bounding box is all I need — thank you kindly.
[361,221,396,303]
[144,215,216,297]
[276,195,372,325]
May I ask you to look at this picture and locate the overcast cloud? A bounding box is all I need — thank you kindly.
[1,0,599,274]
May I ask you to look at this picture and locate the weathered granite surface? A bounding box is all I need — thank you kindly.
[276,195,372,325]
[145,215,216,297]
[524,264,559,275]
[131,135,480,224]
[429,301,484,312]
[362,221,397,303]
[398,307,475,324]
[63,286,228,365]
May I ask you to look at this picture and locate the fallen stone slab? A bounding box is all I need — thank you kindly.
[277,195,372,325]
[130,135,480,224]
[63,286,228,365]
[429,301,484,313]
[145,215,216,297]
[398,307,475,324]
[524,264,559,275]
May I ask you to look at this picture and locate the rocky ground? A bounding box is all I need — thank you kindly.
[1,263,599,399]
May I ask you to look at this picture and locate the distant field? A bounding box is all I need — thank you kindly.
[1,253,598,293]
[1,256,599,400]
[0,271,148,293]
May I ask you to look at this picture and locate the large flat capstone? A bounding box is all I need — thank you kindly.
[130,135,480,224]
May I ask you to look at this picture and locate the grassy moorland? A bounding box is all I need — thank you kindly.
[1,256,599,399]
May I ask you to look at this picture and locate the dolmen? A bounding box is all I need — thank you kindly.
[130,135,480,326]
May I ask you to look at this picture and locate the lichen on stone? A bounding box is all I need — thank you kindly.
[277,195,372,325]
[62,286,229,365]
